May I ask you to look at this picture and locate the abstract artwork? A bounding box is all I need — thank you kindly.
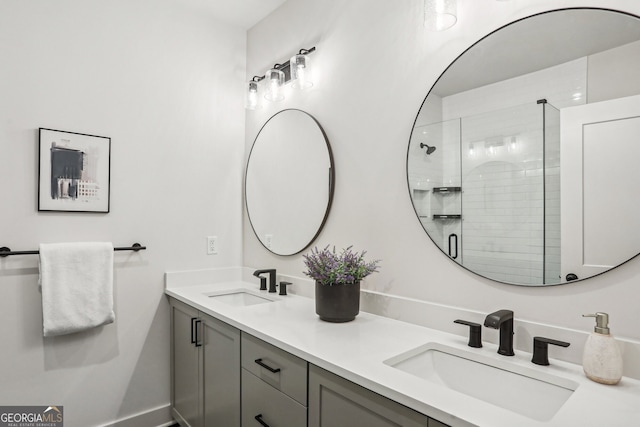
[38,128,111,213]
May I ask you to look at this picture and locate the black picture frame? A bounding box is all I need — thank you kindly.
[38,128,111,213]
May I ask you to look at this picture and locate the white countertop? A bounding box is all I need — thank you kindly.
[165,280,640,427]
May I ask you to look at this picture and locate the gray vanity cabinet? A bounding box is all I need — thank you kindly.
[170,298,448,427]
[169,298,240,427]
[309,364,446,427]
[240,333,308,427]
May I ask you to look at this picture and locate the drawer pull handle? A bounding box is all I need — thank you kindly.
[194,319,202,347]
[255,414,270,427]
[254,358,281,373]
[190,317,198,344]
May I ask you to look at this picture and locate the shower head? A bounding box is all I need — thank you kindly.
[420,143,436,155]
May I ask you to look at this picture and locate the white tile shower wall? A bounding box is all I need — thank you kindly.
[442,119,462,188]
[410,92,445,190]
[409,93,445,237]
[410,119,463,255]
[409,119,446,246]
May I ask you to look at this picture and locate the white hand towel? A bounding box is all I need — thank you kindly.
[39,242,115,337]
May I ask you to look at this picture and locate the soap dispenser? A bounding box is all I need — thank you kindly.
[582,312,623,385]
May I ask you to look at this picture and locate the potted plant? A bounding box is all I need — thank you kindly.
[303,245,380,322]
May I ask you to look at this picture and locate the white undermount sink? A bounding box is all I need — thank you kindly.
[205,290,276,307]
[384,342,578,422]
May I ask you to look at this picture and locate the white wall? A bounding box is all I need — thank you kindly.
[244,0,640,345]
[0,1,245,426]
[589,39,640,102]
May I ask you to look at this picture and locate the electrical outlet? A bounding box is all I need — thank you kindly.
[207,236,218,255]
[265,234,272,249]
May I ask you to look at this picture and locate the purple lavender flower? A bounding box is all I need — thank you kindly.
[302,245,381,286]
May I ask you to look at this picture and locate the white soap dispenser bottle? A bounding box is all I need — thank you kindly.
[582,312,623,385]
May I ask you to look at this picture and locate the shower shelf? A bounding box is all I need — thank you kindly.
[433,186,461,193]
[433,214,461,220]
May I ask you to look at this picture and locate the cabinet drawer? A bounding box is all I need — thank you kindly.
[241,333,307,405]
[242,369,307,427]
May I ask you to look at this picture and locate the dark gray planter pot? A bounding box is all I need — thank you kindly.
[315,281,360,322]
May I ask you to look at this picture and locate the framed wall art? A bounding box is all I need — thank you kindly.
[38,128,111,213]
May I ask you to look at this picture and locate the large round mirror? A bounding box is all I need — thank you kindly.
[246,109,334,256]
[407,8,640,286]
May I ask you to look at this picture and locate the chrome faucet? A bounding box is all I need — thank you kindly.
[253,269,277,293]
[484,309,515,356]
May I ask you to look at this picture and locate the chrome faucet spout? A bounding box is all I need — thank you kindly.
[484,309,515,356]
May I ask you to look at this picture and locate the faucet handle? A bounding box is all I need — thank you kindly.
[532,336,570,366]
[258,277,267,291]
[278,281,291,296]
[454,319,483,348]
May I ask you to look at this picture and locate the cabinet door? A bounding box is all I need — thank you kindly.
[170,298,201,427]
[309,365,430,427]
[201,313,241,427]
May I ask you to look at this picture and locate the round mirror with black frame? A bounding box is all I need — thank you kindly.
[407,8,640,286]
[246,109,334,256]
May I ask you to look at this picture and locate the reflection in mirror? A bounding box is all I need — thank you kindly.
[246,109,334,256]
[407,8,640,286]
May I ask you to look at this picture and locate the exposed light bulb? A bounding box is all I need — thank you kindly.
[245,80,261,110]
[291,53,314,90]
[264,68,285,102]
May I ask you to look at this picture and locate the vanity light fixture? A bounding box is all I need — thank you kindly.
[245,46,317,109]
[424,0,457,32]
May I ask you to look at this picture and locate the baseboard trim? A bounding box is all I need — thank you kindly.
[99,404,173,427]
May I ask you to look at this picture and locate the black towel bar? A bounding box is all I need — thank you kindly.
[0,243,146,257]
